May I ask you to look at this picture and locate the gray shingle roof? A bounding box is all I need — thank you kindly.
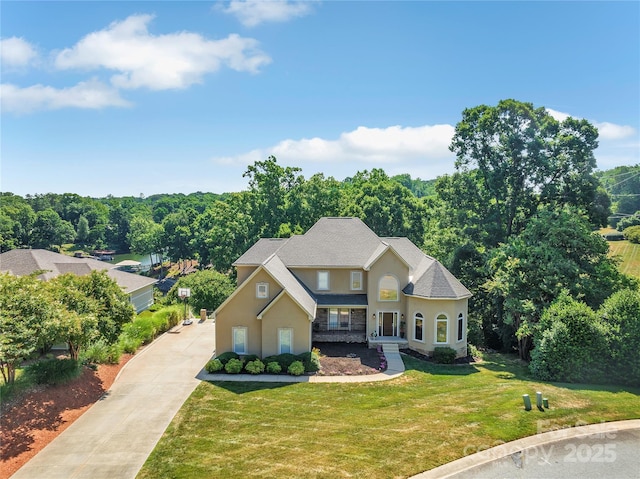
[0,249,157,294]
[260,254,316,318]
[230,217,470,300]
[276,217,385,268]
[403,260,471,299]
[233,238,289,266]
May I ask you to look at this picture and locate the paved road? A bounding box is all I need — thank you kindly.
[414,420,640,479]
[11,319,216,479]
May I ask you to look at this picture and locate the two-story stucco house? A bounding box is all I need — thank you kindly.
[214,217,471,359]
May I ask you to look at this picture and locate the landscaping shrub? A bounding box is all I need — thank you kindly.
[205,359,223,373]
[287,360,305,376]
[603,232,625,241]
[244,359,265,375]
[529,294,608,383]
[241,354,260,364]
[623,225,640,244]
[265,361,282,374]
[467,344,482,360]
[118,334,143,354]
[26,359,81,385]
[216,351,240,365]
[224,358,243,374]
[263,353,298,370]
[81,339,122,364]
[433,347,456,364]
[297,351,320,372]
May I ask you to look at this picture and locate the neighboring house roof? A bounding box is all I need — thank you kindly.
[229,217,471,301]
[0,249,157,294]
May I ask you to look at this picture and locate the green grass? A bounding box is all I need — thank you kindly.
[608,240,640,278]
[137,354,639,479]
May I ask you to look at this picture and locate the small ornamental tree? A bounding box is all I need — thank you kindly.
[0,273,60,384]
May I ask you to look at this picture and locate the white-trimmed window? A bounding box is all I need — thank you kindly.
[457,313,464,342]
[414,312,424,342]
[279,328,293,354]
[435,314,448,344]
[379,274,399,301]
[350,271,363,290]
[232,327,247,354]
[328,308,351,331]
[256,282,269,299]
[317,271,330,290]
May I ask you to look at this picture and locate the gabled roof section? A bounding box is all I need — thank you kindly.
[233,238,289,266]
[276,217,382,268]
[0,249,157,294]
[404,260,472,300]
[382,237,431,271]
[260,255,316,318]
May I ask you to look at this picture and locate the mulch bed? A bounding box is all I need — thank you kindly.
[313,342,383,376]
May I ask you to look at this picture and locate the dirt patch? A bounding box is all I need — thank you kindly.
[313,342,383,376]
[0,355,132,479]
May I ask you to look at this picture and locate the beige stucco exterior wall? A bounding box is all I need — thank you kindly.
[260,294,311,357]
[236,265,258,285]
[290,267,367,295]
[215,269,282,356]
[405,297,468,358]
[366,249,409,334]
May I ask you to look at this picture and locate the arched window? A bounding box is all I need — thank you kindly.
[457,313,464,342]
[379,274,399,301]
[414,313,424,342]
[435,314,448,343]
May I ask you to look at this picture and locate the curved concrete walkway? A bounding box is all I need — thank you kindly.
[11,319,216,479]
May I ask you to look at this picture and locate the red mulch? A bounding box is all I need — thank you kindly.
[0,354,132,479]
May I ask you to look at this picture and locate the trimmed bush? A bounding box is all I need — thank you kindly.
[224,358,243,374]
[216,351,240,365]
[241,354,260,364]
[287,360,305,376]
[205,359,223,373]
[603,232,625,241]
[245,359,265,375]
[297,351,320,372]
[26,359,81,385]
[265,361,282,374]
[433,347,457,364]
[263,353,298,370]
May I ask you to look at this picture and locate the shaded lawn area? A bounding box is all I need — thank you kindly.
[137,354,640,479]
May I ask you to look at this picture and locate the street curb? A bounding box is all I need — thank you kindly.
[411,419,640,478]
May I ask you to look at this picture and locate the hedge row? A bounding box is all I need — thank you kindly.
[205,350,320,376]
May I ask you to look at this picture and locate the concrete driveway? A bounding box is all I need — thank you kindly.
[11,319,216,479]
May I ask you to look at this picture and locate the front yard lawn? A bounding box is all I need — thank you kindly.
[137,353,639,479]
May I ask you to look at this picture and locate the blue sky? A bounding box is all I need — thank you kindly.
[1,1,638,198]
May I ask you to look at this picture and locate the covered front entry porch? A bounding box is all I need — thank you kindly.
[312,294,368,344]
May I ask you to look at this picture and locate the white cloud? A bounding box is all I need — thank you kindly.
[54,14,271,90]
[220,0,316,27]
[0,37,38,68]
[592,122,636,141]
[0,79,131,114]
[546,107,636,141]
[213,124,456,179]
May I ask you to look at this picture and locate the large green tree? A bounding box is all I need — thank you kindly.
[128,214,164,268]
[31,208,76,250]
[449,99,605,247]
[485,208,630,359]
[168,269,235,316]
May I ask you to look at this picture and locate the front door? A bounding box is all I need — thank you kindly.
[378,312,398,336]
